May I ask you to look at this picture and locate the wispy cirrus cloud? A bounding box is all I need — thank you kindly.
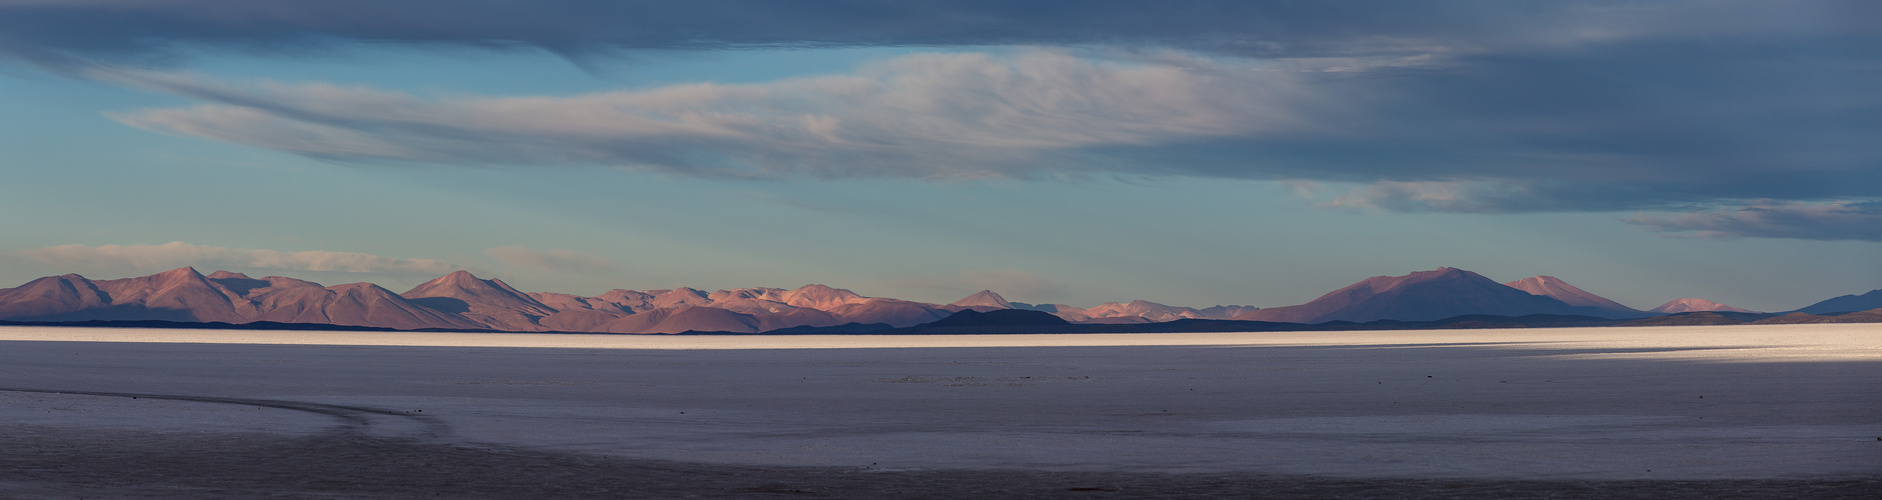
[484,246,614,273]
[13,241,462,275]
[1625,201,1882,242]
[101,50,1312,180]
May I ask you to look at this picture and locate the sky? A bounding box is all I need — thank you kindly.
[0,1,1877,312]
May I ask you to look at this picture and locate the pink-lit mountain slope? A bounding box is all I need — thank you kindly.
[1503,276,1643,316]
[0,274,112,320]
[0,268,484,330]
[531,284,860,332]
[780,284,870,310]
[0,267,253,323]
[825,298,955,327]
[401,271,560,331]
[0,269,1263,331]
[950,290,1015,311]
[1233,268,1609,323]
[220,272,484,331]
[1068,300,1257,323]
[1651,298,1755,314]
[90,267,254,322]
[1017,300,1257,324]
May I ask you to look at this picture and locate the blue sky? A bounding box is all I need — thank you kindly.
[0,1,1877,311]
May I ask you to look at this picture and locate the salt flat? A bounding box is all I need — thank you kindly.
[1,324,1878,496]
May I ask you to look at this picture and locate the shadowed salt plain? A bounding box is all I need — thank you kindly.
[1,324,1878,492]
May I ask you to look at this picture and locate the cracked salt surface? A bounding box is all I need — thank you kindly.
[0,323,1877,481]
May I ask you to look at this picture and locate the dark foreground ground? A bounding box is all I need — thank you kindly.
[2,427,1875,500]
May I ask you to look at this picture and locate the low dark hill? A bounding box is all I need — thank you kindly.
[1107,318,1308,333]
[764,322,895,334]
[928,309,1070,327]
[1752,308,1882,325]
[1794,289,1882,315]
[1620,311,1777,327]
[890,309,1078,334]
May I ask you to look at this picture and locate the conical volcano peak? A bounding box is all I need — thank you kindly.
[405,270,501,295]
[205,270,253,280]
[154,266,205,279]
[437,270,483,285]
[951,290,1014,309]
[1652,298,1754,314]
[781,284,866,309]
[1504,275,1639,313]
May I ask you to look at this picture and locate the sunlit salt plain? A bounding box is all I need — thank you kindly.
[2,324,1877,480]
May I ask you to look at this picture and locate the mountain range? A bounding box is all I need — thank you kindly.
[0,267,1871,334]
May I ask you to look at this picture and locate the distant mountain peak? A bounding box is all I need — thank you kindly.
[407,270,505,294]
[1652,298,1754,314]
[1234,267,1595,323]
[1504,276,1639,313]
[402,270,556,327]
[155,266,205,279]
[780,284,866,310]
[663,287,708,298]
[438,269,482,284]
[950,290,1014,309]
[1359,267,1478,294]
[205,270,253,280]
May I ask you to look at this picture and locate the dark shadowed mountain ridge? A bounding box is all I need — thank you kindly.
[1233,268,1609,323]
[929,309,1070,327]
[1793,289,1882,315]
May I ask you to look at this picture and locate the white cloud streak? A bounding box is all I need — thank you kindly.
[1624,201,1882,242]
[15,241,462,274]
[1316,180,1540,213]
[101,50,1312,179]
[484,246,614,273]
